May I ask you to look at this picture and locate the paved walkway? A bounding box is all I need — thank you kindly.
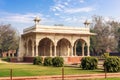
[0,73,120,80]
[0,59,8,63]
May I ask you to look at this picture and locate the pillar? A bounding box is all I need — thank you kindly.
[32,42,34,57]
[87,45,90,56]
[67,45,69,56]
[8,53,10,57]
[12,53,14,57]
[26,42,28,56]
[82,43,85,56]
[54,45,57,56]
[50,42,52,56]
[71,45,73,56]
[43,46,45,56]
[74,44,77,56]
[36,44,38,56]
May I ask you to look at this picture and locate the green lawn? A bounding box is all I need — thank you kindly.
[0,63,104,77]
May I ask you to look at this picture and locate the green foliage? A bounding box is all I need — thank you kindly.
[102,53,109,58]
[0,24,19,52]
[1,57,10,62]
[33,56,43,65]
[44,57,52,66]
[80,57,98,70]
[52,57,64,67]
[103,56,120,72]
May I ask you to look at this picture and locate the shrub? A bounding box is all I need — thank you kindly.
[52,57,64,67]
[44,57,52,66]
[80,57,98,70]
[102,53,109,58]
[103,56,120,72]
[33,56,43,65]
[1,57,10,62]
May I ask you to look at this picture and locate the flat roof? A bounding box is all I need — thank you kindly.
[23,25,96,35]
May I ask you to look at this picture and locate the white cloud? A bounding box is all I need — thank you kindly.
[64,7,95,14]
[64,2,69,6]
[54,13,60,16]
[62,16,87,23]
[51,0,95,15]
[50,2,66,12]
[0,12,43,23]
[79,0,85,3]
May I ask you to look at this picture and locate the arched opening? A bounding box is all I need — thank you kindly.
[57,38,71,56]
[74,39,87,56]
[38,38,54,56]
[28,40,32,56]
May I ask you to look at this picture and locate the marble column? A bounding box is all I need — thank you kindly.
[50,42,52,56]
[8,53,10,57]
[71,45,73,56]
[74,44,77,56]
[32,42,34,57]
[12,53,14,57]
[54,45,57,56]
[26,42,28,56]
[36,44,38,56]
[67,45,69,56]
[82,43,85,56]
[43,46,45,56]
[87,45,90,56]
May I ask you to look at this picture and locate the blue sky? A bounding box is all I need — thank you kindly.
[0,0,120,33]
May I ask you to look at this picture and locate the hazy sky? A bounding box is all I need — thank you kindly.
[0,0,120,33]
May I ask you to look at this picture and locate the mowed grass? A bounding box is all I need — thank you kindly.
[0,63,104,77]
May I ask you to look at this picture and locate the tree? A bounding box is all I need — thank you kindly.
[90,16,117,55]
[108,21,120,52]
[0,24,19,56]
[117,28,120,52]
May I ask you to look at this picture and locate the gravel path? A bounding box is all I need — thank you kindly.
[0,73,120,80]
[0,59,8,63]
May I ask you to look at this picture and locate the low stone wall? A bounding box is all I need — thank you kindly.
[63,56,83,64]
[23,57,34,62]
[21,56,83,64]
[10,57,18,62]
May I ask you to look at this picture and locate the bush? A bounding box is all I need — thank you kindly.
[33,56,43,65]
[44,57,52,66]
[103,56,120,72]
[52,57,64,67]
[1,57,10,62]
[102,53,109,58]
[80,57,98,70]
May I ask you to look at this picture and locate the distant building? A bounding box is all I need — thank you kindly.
[2,50,16,57]
[19,17,95,64]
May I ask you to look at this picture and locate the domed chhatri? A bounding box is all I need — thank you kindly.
[34,16,41,25]
[84,20,90,27]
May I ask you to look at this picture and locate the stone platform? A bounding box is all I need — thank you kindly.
[22,56,82,64]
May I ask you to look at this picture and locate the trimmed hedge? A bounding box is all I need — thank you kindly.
[44,57,52,66]
[33,56,43,65]
[103,56,120,72]
[52,57,64,67]
[1,57,10,62]
[80,57,98,70]
[102,53,109,58]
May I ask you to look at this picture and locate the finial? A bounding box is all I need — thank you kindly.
[34,16,41,25]
[84,20,90,27]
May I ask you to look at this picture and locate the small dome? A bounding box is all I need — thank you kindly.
[84,20,90,26]
[34,16,41,24]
